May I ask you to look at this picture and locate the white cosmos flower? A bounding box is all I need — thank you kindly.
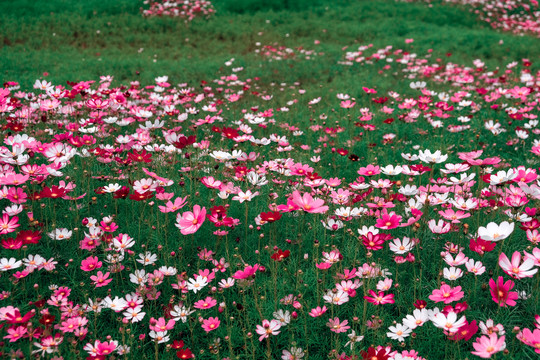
[477,221,514,242]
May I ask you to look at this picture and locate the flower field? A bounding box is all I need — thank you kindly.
[1,0,540,359]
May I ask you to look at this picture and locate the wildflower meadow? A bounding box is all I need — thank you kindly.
[1,0,540,359]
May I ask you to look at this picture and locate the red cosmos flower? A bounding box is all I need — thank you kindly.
[129,191,154,201]
[113,186,130,199]
[414,299,427,309]
[39,186,67,199]
[469,237,496,255]
[260,211,282,223]
[171,340,184,349]
[6,122,25,132]
[335,148,348,156]
[176,348,194,359]
[16,230,41,245]
[221,127,239,139]
[360,347,390,360]
[172,135,196,149]
[271,249,290,262]
[128,149,152,163]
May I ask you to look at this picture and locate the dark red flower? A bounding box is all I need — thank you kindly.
[176,348,194,359]
[173,135,196,149]
[128,149,152,163]
[113,186,130,199]
[221,127,239,139]
[260,211,282,223]
[39,314,55,327]
[16,230,42,245]
[171,340,184,349]
[271,249,290,261]
[129,191,154,201]
[360,347,389,360]
[40,186,67,199]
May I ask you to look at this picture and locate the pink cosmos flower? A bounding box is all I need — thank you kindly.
[498,251,538,279]
[428,219,451,234]
[255,319,281,341]
[0,214,19,235]
[429,284,464,304]
[524,248,540,267]
[326,317,350,333]
[517,327,540,354]
[90,271,112,288]
[175,205,206,235]
[202,317,220,332]
[308,306,328,317]
[471,333,506,358]
[158,196,188,213]
[291,190,329,214]
[194,297,217,310]
[340,100,356,109]
[149,317,175,332]
[357,164,380,176]
[3,325,27,342]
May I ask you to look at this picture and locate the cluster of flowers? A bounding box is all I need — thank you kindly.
[141,0,215,21]
[254,41,323,61]
[0,43,539,358]
[403,0,540,37]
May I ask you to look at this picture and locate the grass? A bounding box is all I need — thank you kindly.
[1,0,539,88]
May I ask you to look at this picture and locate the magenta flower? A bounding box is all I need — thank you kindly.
[364,290,395,305]
[375,209,402,230]
[80,256,102,272]
[232,264,260,280]
[489,276,518,307]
